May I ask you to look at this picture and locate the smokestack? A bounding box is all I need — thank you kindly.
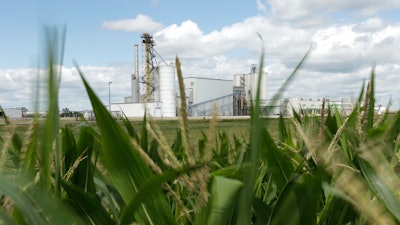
[131,44,139,102]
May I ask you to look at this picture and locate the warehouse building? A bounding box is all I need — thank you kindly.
[0,107,28,119]
[183,77,233,116]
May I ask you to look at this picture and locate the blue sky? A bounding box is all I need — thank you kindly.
[1,0,400,111]
[0,0,258,68]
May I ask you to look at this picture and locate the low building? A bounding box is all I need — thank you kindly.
[182,77,233,117]
[265,97,354,117]
[1,107,28,119]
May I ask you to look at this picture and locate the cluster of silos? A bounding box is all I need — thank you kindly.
[127,43,177,117]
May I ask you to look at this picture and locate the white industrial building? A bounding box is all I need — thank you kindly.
[184,77,232,105]
[264,97,354,118]
[184,65,268,117]
[183,77,233,116]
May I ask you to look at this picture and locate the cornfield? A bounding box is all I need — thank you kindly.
[0,28,400,225]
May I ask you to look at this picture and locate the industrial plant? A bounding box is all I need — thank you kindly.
[109,33,176,118]
[2,33,392,121]
[107,33,358,119]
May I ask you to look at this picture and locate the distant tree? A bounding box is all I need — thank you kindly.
[60,108,73,117]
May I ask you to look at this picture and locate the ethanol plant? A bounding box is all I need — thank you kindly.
[109,33,353,119]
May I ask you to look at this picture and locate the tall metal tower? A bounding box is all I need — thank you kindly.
[141,33,156,101]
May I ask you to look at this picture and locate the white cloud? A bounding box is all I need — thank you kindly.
[353,17,388,32]
[264,0,400,27]
[308,22,400,73]
[101,14,164,32]
[59,65,132,110]
[154,16,311,65]
[0,65,133,111]
[256,0,268,14]
[0,69,38,109]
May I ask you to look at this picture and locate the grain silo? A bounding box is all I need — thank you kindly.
[131,44,140,103]
[159,64,176,117]
[233,64,268,115]
[249,64,268,106]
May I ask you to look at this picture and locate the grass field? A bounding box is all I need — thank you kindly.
[0,116,282,147]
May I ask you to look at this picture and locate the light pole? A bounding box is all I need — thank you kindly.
[108,82,112,112]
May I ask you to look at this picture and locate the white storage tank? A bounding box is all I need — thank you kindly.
[250,69,268,106]
[131,44,140,103]
[159,65,176,117]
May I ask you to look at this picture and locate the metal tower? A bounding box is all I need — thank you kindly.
[141,33,156,101]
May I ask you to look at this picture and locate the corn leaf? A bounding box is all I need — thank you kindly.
[278,114,288,142]
[260,127,293,190]
[40,28,63,191]
[121,113,139,142]
[61,181,115,225]
[120,165,203,225]
[0,210,18,225]
[76,65,176,225]
[334,108,352,162]
[253,197,271,225]
[0,176,83,225]
[204,176,244,225]
[141,113,148,152]
[235,48,265,225]
[61,126,77,176]
[269,173,323,225]
[357,156,400,222]
[365,68,375,132]
[320,183,361,225]
[385,111,400,150]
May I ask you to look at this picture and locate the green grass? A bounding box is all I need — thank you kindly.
[0,27,400,225]
[1,118,282,148]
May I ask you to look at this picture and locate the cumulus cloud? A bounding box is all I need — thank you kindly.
[0,65,134,111]
[154,16,311,66]
[101,14,164,32]
[353,17,388,32]
[0,69,37,109]
[264,0,400,27]
[58,66,133,110]
[307,22,400,73]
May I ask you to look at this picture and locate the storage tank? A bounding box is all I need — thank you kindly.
[250,66,268,105]
[159,64,176,117]
[131,44,140,103]
[151,67,160,102]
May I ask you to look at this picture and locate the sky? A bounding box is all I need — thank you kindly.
[1,0,400,111]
